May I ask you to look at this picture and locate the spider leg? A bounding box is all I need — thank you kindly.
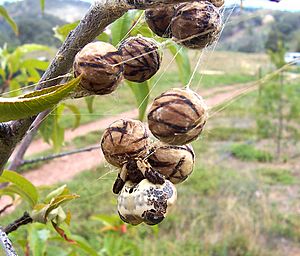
[113,165,128,194]
[137,160,165,185]
[145,168,165,185]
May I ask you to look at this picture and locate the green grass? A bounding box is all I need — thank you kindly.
[205,127,256,141]
[155,72,255,89]
[69,130,102,148]
[230,143,273,162]
[256,168,296,185]
[2,67,299,255]
[270,214,300,242]
[3,147,298,256]
[54,72,256,131]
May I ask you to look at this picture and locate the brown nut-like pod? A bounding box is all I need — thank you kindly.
[171,1,222,49]
[73,41,123,95]
[210,0,225,7]
[147,88,208,145]
[119,36,161,83]
[118,179,177,225]
[145,6,175,38]
[148,142,195,184]
[101,119,150,168]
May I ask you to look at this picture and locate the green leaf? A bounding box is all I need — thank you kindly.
[46,194,79,218]
[127,80,150,121]
[168,43,191,85]
[0,6,18,35]
[0,76,81,122]
[16,44,50,55]
[40,0,45,12]
[0,170,38,207]
[8,80,21,97]
[54,21,79,42]
[32,192,79,224]
[91,214,122,226]
[84,96,95,113]
[71,235,99,256]
[28,224,50,256]
[64,103,81,130]
[52,104,65,153]
[45,184,68,203]
[111,11,138,46]
[96,31,110,42]
[22,59,49,71]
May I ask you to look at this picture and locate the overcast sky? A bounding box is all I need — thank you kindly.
[0,0,299,11]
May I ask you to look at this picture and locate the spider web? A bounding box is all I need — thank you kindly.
[1,2,290,213]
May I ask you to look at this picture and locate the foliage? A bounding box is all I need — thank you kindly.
[256,42,300,159]
[0,6,18,35]
[0,170,38,207]
[0,44,49,95]
[0,77,81,122]
[0,171,80,247]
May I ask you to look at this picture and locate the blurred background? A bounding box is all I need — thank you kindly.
[0,0,299,255]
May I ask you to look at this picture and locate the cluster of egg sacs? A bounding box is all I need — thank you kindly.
[101,87,208,225]
[73,0,222,225]
[73,0,223,97]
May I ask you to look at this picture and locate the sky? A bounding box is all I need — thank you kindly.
[0,0,299,11]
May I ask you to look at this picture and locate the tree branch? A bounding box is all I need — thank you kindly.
[0,0,194,173]
[3,212,33,235]
[0,204,13,216]
[21,145,100,166]
[8,110,51,171]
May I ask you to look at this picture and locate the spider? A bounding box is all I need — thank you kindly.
[112,156,165,194]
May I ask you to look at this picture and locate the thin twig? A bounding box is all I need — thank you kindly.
[3,212,33,235]
[21,145,100,166]
[0,204,13,216]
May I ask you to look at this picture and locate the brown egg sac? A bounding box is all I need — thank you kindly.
[73,41,123,95]
[145,6,175,38]
[209,0,225,7]
[101,119,150,168]
[148,142,195,184]
[171,1,222,49]
[119,36,161,83]
[148,88,208,145]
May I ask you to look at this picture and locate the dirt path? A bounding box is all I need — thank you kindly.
[18,83,245,157]
[18,84,249,187]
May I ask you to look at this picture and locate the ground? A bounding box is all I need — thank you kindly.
[1,51,300,256]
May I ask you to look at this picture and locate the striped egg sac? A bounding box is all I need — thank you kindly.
[145,6,175,38]
[148,88,208,145]
[171,1,222,49]
[73,42,123,95]
[148,142,195,184]
[101,119,150,168]
[117,179,177,226]
[119,36,161,83]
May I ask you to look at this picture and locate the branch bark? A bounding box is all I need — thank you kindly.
[3,212,33,235]
[0,0,193,173]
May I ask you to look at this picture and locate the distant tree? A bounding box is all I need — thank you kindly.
[257,41,300,160]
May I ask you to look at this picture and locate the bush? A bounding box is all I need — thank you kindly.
[230,143,273,162]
